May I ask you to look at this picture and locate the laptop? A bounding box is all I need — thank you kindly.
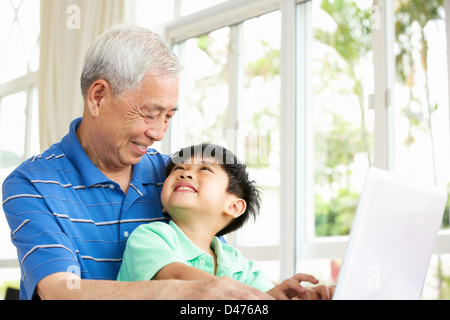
[333,167,448,300]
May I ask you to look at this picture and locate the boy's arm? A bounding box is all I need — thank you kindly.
[153,262,216,281]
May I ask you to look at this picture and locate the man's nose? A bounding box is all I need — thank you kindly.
[145,118,167,142]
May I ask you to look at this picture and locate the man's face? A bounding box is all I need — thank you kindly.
[95,74,179,169]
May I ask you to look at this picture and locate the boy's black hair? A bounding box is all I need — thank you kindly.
[165,144,261,237]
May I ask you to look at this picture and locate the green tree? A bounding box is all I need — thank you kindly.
[316,0,373,166]
[394,0,444,183]
[313,0,373,236]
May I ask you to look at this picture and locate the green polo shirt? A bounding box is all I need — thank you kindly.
[117,221,274,292]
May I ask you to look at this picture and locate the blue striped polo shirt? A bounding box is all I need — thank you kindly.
[2,117,169,300]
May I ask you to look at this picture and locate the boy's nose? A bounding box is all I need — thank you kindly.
[179,173,193,180]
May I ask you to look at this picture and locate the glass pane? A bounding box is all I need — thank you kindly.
[1,22,28,82]
[393,0,449,228]
[181,0,228,16]
[0,92,27,161]
[173,27,230,150]
[312,0,374,237]
[0,91,27,261]
[424,254,450,299]
[0,0,40,83]
[18,0,40,72]
[0,2,15,62]
[234,11,282,247]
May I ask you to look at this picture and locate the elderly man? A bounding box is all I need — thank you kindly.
[2,24,272,300]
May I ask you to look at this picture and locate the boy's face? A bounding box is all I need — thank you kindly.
[161,156,239,223]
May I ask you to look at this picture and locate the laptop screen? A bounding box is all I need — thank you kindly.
[333,168,448,300]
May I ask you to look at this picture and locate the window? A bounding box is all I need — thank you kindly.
[294,0,450,298]
[156,0,450,298]
[0,0,40,293]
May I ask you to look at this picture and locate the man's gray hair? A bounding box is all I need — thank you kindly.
[80,24,182,99]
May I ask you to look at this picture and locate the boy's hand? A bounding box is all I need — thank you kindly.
[300,284,335,300]
[265,273,317,300]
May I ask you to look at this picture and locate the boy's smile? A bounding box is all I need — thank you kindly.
[173,182,197,193]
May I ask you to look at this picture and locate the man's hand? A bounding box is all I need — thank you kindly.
[179,277,274,300]
[300,284,335,300]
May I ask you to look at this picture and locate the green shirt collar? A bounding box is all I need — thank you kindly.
[168,220,245,275]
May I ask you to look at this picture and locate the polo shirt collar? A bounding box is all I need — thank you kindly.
[131,152,158,185]
[169,221,245,274]
[211,236,245,274]
[169,221,205,261]
[61,118,110,187]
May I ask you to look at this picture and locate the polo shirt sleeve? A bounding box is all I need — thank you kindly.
[220,243,275,292]
[2,173,79,300]
[117,222,186,281]
[239,259,275,292]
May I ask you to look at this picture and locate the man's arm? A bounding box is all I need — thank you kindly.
[36,272,273,300]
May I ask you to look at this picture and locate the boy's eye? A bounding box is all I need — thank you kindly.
[200,166,213,172]
[172,165,184,172]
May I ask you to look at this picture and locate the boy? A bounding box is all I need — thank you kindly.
[117,144,332,299]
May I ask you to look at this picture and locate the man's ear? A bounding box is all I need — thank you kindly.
[224,198,247,219]
[86,79,110,118]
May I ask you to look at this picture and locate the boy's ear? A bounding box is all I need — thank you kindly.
[224,198,246,219]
